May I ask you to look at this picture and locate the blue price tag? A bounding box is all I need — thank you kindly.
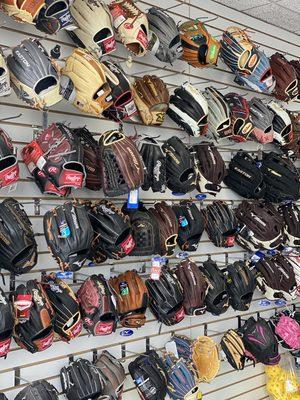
[195,194,207,200]
[274,299,286,307]
[179,216,188,228]
[176,251,189,259]
[59,221,70,238]
[251,251,265,263]
[267,249,277,256]
[127,189,139,209]
[56,271,73,279]
[120,329,133,337]
[160,257,169,266]
[259,299,271,307]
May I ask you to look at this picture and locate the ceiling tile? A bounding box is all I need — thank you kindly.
[212,0,270,11]
[276,0,300,13]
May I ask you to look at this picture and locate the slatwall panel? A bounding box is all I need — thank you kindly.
[0,0,299,398]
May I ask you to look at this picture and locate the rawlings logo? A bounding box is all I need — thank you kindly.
[70,320,82,337]
[48,166,59,174]
[0,340,10,355]
[66,174,81,183]
[95,323,114,335]
[4,169,18,182]
[0,292,7,305]
[32,289,44,307]
[38,333,53,350]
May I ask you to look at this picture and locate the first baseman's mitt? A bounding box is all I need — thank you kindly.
[0,287,14,358]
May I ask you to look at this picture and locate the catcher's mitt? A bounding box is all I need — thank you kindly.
[108,0,148,57]
[122,202,159,257]
[147,7,182,64]
[128,350,168,400]
[0,49,11,97]
[0,198,37,275]
[199,259,229,315]
[167,82,208,137]
[68,0,115,56]
[72,127,101,191]
[248,98,274,144]
[13,280,54,353]
[226,260,256,311]
[268,101,294,153]
[179,20,220,68]
[36,0,75,34]
[270,52,299,102]
[132,75,169,125]
[42,273,82,341]
[235,200,284,252]
[175,258,207,316]
[162,136,196,194]
[192,142,226,195]
[14,381,59,400]
[60,48,113,116]
[0,128,19,188]
[99,130,144,197]
[102,60,137,122]
[254,254,297,301]
[95,351,125,399]
[60,358,105,400]
[148,202,178,256]
[221,330,245,371]
[146,267,184,326]
[279,202,300,248]
[224,93,253,142]
[270,311,300,351]
[172,201,204,251]
[192,336,220,382]
[87,200,135,261]
[203,201,237,248]
[44,201,93,272]
[77,274,117,336]
[109,270,148,328]
[239,316,280,365]
[0,0,44,23]
[0,287,14,357]
[7,39,61,109]
[224,151,266,199]
[22,123,85,191]
[261,152,300,203]
[205,87,231,139]
[139,137,166,193]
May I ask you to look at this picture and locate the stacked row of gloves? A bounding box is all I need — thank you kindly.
[0,0,299,101]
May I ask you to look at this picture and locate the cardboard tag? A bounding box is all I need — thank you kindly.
[151,257,162,280]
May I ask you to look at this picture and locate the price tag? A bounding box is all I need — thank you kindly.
[151,257,162,280]
[165,340,179,358]
[127,189,139,209]
[259,299,271,307]
[56,271,73,279]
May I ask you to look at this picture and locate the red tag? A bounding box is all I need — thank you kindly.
[0,164,19,188]
[102,36,116,54]
[225,236,235,247]
[137,30,148,49]
[151,258,162,280]
[121,234,135,255]
[69,319,82,339]
[35,330,54,351]
[174,307,185,323]
[15,294,32,321]
[94,321,115,336]
[0,337,11,357]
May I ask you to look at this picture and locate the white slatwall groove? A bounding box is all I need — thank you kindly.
[0,0,299,399]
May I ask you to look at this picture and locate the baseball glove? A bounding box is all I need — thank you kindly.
[102,60,137,122]
[268,101,294,153]
[0,198,37,275]
[192,142,226,195]
[0,0,44,23]
[205,87,231,139]
[261,152,300,203]
[239,316,280,365]
[248,98,274,144]
[28,168,70,197]
[199,259,229,315]
[224,93,254,142]
[99,130,144,197]
[162,136,196,194]
[290,113,300,159]
[235,200,284,252]
[109,270,148,328]
[132,75,169,125]
[147,7,183,64]
[87,200,135,261]
[0,49,11,97]
[22,123,85,191]
[224,151,266,199]
[175,258,207,316]
[7,39,61,109]
[15,381,59,400]
[60,48,113,116]
[279,202,300,247]
[148,202,178,256]
[77,274,117,336]
[95,351,125,399]
[254,254,297,301]
[167,334,193,361]
[270,52,299,102]
[179,20,220,68]
[164,353,202,400]
[192,336,220,382]
[60,358,106,400]
[0,128,19,188]
[203,201,237,248]
[146,267,184,326]
[42,273,82,341]
[290,59,300,100]
[36,0,75,34]
[172,201,204,251]
[221,329,245,370]
[0,287,14,358]
[128,350,168,400]
[167,82,208,137]
[69,0,115,56]
[226,260,256,311]
[122,202,160,257]
[270,311,300,351]
[139,137,166,193]
[108,0,149,57]
[44,201,93,272]
[13,280,54,353]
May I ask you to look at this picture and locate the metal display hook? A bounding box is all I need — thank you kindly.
[0,113,22,123]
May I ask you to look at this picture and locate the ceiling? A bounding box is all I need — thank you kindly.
[212,0,300,35]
